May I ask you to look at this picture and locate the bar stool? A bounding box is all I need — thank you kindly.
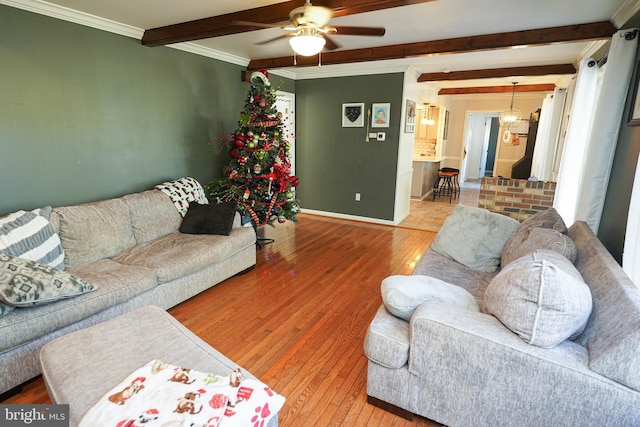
[433,168,460,203]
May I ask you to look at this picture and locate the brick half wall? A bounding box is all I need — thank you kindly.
[479,177,556,222]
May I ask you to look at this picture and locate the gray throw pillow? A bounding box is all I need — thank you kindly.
[0,253,97,307]
[502,227,577,267]
[485,250,592,348]
[381,275,479,321]
[501,208,567,266]
[431,205,519,272]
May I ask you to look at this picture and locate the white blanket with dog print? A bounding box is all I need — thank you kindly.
[79,359,284,427]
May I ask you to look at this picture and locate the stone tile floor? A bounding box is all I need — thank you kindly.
[398,180,481,232]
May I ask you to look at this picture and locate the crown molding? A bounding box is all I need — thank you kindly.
[0,0,142,38]
[613,0,640,28]
[291,62,408,80]
[0,0,255,69]
[167,42,249,67]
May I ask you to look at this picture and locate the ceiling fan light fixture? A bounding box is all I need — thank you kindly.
[289,27,326,56]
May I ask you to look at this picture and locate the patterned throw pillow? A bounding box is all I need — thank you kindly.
[0,253,97,308]
[0,208,65,270]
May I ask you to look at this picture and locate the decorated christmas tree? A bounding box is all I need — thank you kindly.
[207,69,300,227]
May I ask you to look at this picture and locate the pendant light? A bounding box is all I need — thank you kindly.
[499,82,522,142]
[420,103,435,126]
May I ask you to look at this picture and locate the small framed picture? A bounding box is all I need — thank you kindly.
[404,100,416,133]
[342,102,365,127]
[372,103,390,128]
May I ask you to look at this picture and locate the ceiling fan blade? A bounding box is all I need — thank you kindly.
[323,35,341,51]
[255,33,293,45]
[329,26,386,37]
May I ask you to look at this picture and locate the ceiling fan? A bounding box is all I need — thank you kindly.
[235,0,386,56]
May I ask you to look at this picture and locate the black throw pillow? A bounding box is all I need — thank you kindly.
[179,201,237,236]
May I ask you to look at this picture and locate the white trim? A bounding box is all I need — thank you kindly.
[580,40,609,62]
[0,0,142,39]
[292,63,409,80]
[301,209,397,226]
[168,42,249,67]
[0,0,255,67]
[613,0,640,28]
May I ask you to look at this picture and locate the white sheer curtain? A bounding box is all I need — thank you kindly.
[553,58,600,225]
[624,153,640,287]
[575,29,639,232]
[531,87,567,181]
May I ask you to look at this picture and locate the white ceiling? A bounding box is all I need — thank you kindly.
[3,0,638,88]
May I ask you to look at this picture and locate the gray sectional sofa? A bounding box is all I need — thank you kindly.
[365,206,640,426]
[0,184,256,395]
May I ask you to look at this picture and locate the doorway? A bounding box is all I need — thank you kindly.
[275,91,296,174]
[461,112,499,181]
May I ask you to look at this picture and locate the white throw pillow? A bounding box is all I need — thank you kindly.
[431,205,520,272]
[381,275,479,321]
[484,250,592,348]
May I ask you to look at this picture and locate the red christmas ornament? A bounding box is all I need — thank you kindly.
[234,134,246,147]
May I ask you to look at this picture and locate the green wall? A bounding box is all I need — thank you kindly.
[295,74,404,221]
[599,54,640,263]
[0,5,294,215]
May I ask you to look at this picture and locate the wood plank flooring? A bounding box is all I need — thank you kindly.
[3,214,442,426]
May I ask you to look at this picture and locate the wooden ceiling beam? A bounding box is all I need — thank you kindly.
[419,64,577,82]
[247,21,616,70]
[438,84,556,95]
[141,0,435,47]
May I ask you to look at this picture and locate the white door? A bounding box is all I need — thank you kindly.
[275,91,296,174]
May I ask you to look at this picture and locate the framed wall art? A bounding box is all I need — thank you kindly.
[342,102,365,127]
[404,100,416,133]
[372,103,390,128]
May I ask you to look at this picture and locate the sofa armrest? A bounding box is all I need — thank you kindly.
[408,301,592,380]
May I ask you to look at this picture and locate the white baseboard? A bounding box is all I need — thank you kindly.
[301,209,397,226]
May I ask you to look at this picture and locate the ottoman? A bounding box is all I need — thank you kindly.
[39,305,279,427]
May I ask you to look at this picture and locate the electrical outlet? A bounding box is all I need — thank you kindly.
[355,193,361,201]
[377,132,386,141]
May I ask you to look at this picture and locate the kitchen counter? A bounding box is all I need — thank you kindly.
[411,159,442,199]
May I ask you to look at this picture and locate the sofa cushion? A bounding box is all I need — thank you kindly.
[54,198,137,268]
[364,305,411,369]
[0,209,65,270]
[412,249,497,307]
[0,259,156,353]
[381,275,479,321]
[501,208,567,266]
[113,226,256,284]
[485,250,592,348]
[502,227,577,267]
[122,190,182,244]
[179,202,237,236]
[0,253,96,308]
[430,205,519,272]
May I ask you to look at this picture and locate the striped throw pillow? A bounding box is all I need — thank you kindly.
[0,209,65,270]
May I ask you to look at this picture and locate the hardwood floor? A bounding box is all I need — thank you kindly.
[3,214,442,426]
